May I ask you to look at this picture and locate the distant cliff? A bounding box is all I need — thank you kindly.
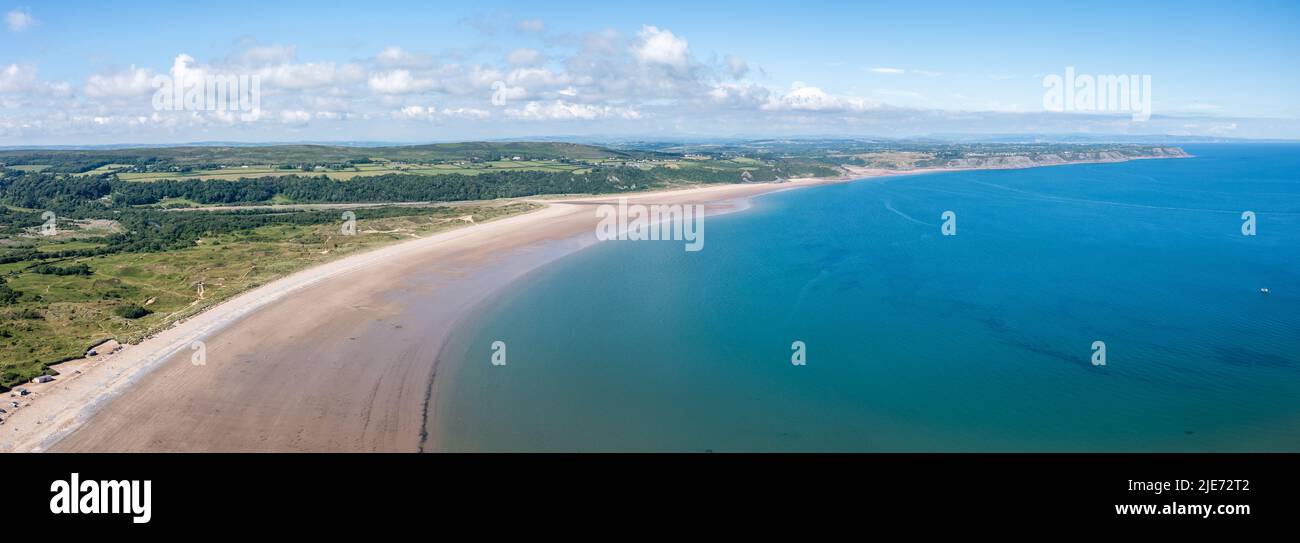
[939,146,1190,169]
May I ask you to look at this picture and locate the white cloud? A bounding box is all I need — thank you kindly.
[257,61,360,89]
[491,82,528,103]
[401,105,435,118]
[506,100,640,121]
[368,69,436,94]
[443,107,490,119]
[279,110,312,124]
[377,46,407,64]
[506,67,568,89]
[0,64,69,99]
[5,8,36,32]
[506,48,543,67]
[84,66,155,97]
[724,55,749,79]
[396,105,490,121]
[168,54,204,87]
[580,28,623,56]
[631,25,689,71]
[49,81,71,97]
[7,22,1274,142]
[375,46,436,69]
[762,83,875,112]
[0,63,37,93]
[708,82,771,108]
[397,105,428,119]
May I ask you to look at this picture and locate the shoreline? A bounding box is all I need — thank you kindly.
[415,176,803,452]
[6,175,853,452]
[1,204,572,451]
[2,155,1185,452]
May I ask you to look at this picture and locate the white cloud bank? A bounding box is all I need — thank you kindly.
[5,8,37,32]
[631,25,690,70]
[506,100,641,121]
[0,22,1289,142]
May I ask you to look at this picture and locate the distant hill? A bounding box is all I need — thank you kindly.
[0,141,659,171]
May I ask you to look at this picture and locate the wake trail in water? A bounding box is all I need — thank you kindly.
[884,200,930,225]
[788,268,831,320]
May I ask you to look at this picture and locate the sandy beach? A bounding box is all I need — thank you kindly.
[3,171,873,452]
[0,156,1183,452]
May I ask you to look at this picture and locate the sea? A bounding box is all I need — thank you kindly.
[429,144,1300,451]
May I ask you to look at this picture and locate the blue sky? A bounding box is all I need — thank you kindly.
[2,0,1297,144]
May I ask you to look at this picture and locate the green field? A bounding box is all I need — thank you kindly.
[110,159,596,183]
[117,163,403,182]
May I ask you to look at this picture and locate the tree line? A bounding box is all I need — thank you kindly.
[108,167,658,206]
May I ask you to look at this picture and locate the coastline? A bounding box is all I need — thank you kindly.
[2,155,1186,452]
[5,175,854,452]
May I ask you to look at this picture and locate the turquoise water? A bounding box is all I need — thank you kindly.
[430,145,1300,452]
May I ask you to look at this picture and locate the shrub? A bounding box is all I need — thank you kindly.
[32,263,93,276]
[0,277,19,305]
[113,304,152,319]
